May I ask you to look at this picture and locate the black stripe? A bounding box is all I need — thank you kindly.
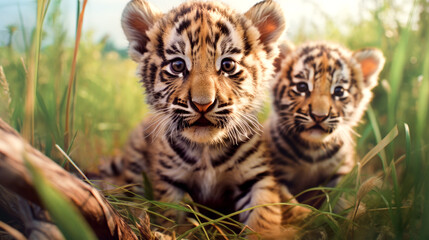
[286,64,293,82]
[235,195,251,213]
[240,19,252,56]
[236,140,261,164]
[141,57,150,84]
[303,55,314,64]
[278,178,293,188]
[278,85,286,101]
[279,131,313,163]
[229,70,244,80]
[159,174,189,192]
[171,44,181,54]
[172,97,188,108]
[173,6,193,22]
[166,47,180,55]
[156,32,165,59]
[216,20,230,35]
[218,102,231,108]
[315,144,342,162]
[213,32,220,49]
[243,32,251,56]
[110,160,120,176]
[173,109,190,115]
[176,19,191,35]
[194,9,201,21]
[215,109,231,115]
[155,188,167,196]
[250,161,268,169]
[167,137,197,165]
[270,129,296,162]
[227,47,242,54]
[237,171,270,198]
[212,140,245,167]
[335,59,343,68]
[149,63,158,83]
[300,46,311,55]
[159,159,173,169]
[127,161,143,174]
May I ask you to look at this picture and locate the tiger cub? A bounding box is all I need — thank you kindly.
[266,42,385,207]
[100,0,288,237]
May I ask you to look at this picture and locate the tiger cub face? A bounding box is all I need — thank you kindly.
[272,42,385,143]
[122,0,285,144]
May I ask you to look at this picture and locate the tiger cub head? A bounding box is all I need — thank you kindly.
[272,42,385,144]
[121,0,285,144]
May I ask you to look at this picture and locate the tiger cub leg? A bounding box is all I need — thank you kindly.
[235,174,283,239]
[279,185,311,226]
[151,179,186,231]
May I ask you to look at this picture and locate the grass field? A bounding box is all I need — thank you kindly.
[0,0,428,239]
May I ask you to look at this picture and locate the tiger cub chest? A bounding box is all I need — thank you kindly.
[153,134,262,205]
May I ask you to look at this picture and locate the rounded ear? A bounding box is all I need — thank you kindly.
[121,0,162,61]
[245,0,286,57]
[353,48,385,89]
[273,40,295,72]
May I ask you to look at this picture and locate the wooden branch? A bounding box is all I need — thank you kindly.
[0,118,152,239]
[0,186,64,240]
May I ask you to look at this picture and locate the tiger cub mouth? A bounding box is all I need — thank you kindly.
[300,124,331,141]
[191,116,215,127]
[308,124,328,133]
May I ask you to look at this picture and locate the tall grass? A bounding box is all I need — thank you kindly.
[23,0,50,145]
[64,0,87,153]
[0,2,148,166]
[0,0,428,239]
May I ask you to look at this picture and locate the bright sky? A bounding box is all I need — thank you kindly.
[0,0,365,48]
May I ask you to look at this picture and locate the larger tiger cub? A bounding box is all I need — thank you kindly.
[101,0,287,237]
[266,42,385,207]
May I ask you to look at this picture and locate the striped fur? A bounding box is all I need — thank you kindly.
[266,41,385,207]
[101,0,287,237]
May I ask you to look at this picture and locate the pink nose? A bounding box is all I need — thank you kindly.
[192,101,214,113]
[192,102,213,112]
[310,112,328,122]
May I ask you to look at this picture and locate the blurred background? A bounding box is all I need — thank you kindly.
[0,0,428,238]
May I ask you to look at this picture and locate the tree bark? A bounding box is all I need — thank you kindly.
[0,118,152,239]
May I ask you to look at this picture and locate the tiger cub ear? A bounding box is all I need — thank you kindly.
[273,40,295,72]
[245,0,286,58]
[121,0,163,61]
[353,48,385,89]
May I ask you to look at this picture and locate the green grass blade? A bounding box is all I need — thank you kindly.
[404,123,411,169]
[390,158,403,239]
[142,171,154,201]
[387,3,416,129]
[367,105,387,171]
[416,41,429,143]
[64,0,88,150]
[55,144,91,184]
[186,205,210,240]
[360,125,399,167]
[24,156,97,240]
[17,3,29,54]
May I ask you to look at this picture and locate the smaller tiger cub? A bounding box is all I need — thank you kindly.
[266,41,385,207]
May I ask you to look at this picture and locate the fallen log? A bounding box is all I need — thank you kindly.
[0,118,152,239]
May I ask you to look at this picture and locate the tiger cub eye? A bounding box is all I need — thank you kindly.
[170,58,186,74]
[221,58,236,73]
[333,86,345,97]
[296,82,309,93]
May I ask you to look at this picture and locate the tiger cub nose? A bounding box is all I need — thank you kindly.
[191,100,215,113]
[310,112,328,122]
